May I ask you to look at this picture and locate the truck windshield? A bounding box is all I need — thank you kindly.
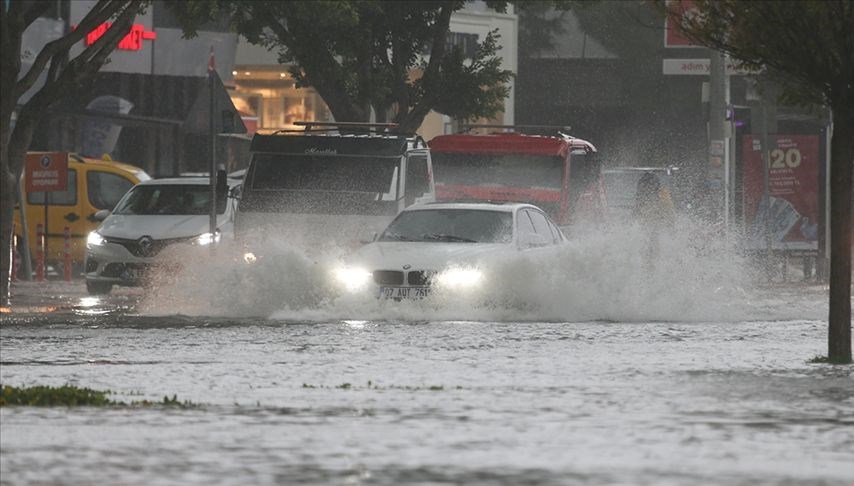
[242,154,401,215]
[432,153,563,189]
[380,209,513,244]
[113,184,226,215]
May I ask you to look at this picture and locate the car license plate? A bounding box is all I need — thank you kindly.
[379,287,431,299]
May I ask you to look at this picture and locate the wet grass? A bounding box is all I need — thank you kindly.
[302,381,458,391]
[0,384,199,408]
[807,355,853,365]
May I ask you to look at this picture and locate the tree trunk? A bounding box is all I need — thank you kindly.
[828,113,853,363]
[0,154,14,307]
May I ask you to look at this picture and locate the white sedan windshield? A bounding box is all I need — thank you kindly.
[114,185,226,215]
[380,209,512,243]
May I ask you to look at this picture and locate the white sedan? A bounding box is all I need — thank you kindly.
[332,202,566,299]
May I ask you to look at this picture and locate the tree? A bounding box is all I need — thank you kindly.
[1,0,145,306]
[666,0,853,363]
[171,1,521,134]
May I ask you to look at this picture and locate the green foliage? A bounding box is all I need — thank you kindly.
[300,381,455,391]
[0,385,199,408]
[663,0,854,110]
[1,384,113,407]
[807,355,853,365]
[169,1,533,131]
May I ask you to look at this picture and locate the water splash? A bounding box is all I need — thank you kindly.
[139,218,825,323]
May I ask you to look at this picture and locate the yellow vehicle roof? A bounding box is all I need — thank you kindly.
[68,154,150,180]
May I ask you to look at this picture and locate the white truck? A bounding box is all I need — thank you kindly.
[235,122,435,254]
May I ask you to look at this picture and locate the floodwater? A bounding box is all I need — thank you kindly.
[2,225,853,485]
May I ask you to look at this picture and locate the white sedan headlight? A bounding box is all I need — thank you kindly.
[87,231,105,247]
[333,266,373,292]
[194,231,221,246]
[435,268,483,289]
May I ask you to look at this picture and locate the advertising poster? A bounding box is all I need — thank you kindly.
[742,134,820,250]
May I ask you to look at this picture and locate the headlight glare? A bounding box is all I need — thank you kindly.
[87,231,105,247]
[195,231,221,246]
[436,268,483,288]
[243,252,257,265]
[333,266,373,291]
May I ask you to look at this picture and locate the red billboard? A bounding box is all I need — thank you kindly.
[25,152,69,192]
[664,0,701,48]
[742,135,821,250]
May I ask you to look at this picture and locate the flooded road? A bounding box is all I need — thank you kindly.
[2,283,852,485]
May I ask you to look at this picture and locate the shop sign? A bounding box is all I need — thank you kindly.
[83,23,156,51]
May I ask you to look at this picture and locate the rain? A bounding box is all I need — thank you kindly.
[1,1,852,485]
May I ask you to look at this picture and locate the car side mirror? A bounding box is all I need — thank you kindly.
[93,209,110,221]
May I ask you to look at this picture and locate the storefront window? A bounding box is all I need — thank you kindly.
[230,69,330,133]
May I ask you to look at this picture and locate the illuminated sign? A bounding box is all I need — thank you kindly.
[83,23,156,51]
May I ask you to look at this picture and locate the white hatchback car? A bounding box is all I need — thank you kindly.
[84,177,241,294]
[331,202,565,299]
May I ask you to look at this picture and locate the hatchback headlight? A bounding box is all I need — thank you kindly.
[435,268,483,288]
[333,266,373,291]
[87,231,105,247]
[194,231,221,246]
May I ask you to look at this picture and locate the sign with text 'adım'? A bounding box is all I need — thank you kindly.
[25,152,68,192]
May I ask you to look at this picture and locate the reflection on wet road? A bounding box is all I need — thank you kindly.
[2,287,852,485]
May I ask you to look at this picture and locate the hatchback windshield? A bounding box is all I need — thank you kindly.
[380,209,513,243]
[113,185,226,215]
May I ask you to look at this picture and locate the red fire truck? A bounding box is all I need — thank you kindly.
[428,125,605,226]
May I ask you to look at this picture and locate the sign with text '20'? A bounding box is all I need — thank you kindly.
[25,152,68,192]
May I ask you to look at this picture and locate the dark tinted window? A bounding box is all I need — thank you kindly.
[432,153,563,189]
[380,209,512,244]
[516,210,536,244]
[526,209,555,243]
[87,171,134,210]
[568,150,601,209]
[405,153,430,206]
[250,154,399,194]
[113,184,226,215]
[28,169,77,205]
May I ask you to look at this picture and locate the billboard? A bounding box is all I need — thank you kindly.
[664,0,701,48]
[742,135,820,250]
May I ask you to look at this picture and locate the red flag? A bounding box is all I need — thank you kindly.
[207,46,216,73]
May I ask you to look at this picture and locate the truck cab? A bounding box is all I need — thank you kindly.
[428,126,605,227]
[236,122,435,252]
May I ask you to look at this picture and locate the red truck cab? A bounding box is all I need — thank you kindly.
[428,127,604,226]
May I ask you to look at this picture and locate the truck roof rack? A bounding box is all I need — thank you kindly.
[295,121,401,133]
[459,124,573,135]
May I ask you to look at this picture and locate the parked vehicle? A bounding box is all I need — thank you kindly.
[428,125,605,227]
[236,122,435,255]
[330,202,565,299]
[83,176,241,294]
[14,153,149,273]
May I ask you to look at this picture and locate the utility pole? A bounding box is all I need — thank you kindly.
[707,50,729,227]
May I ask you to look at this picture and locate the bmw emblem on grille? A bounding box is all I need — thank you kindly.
[138,236,153,256]
[403,264,411,270]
